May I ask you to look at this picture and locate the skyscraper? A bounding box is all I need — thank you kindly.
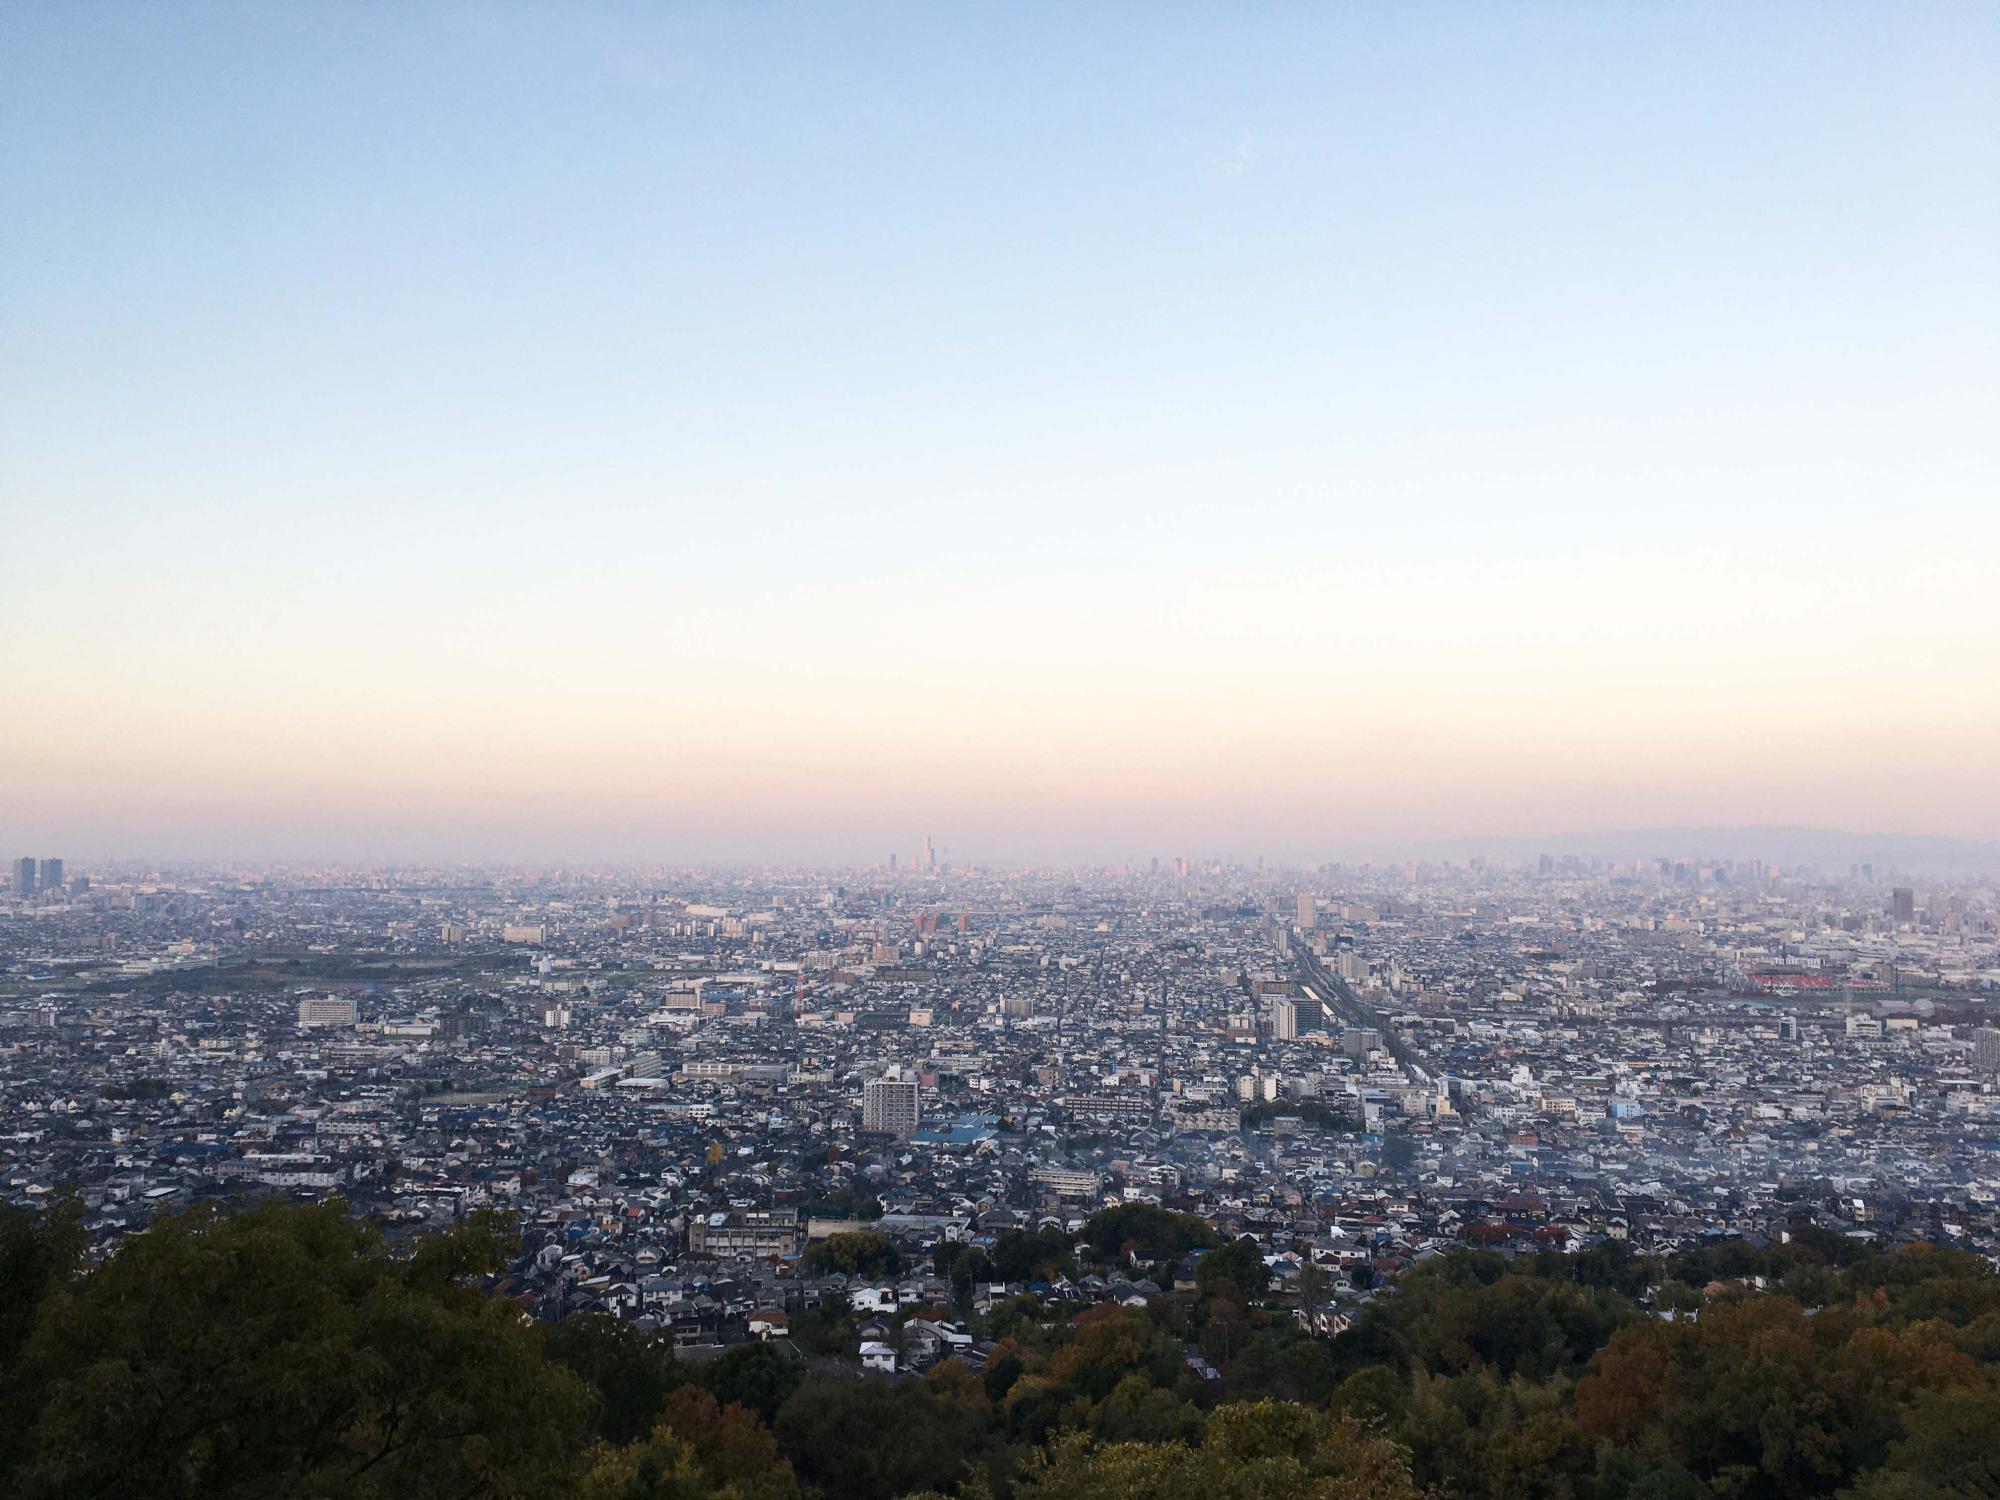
[12,858,35,897]
[37,858,63,895]
[1296,893,1316,930]
[923,835,936,871]
[1891,887,1916,923]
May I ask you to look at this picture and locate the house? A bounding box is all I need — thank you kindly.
[860,1341,897,1374]
[899,1317,975,1371]
[849,1284,898,1313]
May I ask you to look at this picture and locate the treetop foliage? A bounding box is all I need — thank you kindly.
[801,1230,901,1279]
[3,1195,1999,1499]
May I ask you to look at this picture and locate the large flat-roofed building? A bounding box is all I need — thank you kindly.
[688,1208,800,1259]
[1032,1166,1102,1199]
[1062,1092,1149,1121]
[298,997,359,1029]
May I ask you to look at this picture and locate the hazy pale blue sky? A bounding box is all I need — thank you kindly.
[3,3,1997,862]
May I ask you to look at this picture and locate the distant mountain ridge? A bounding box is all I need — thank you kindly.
[1361,825,2000,877]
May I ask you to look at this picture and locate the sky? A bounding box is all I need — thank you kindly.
[2,2,1997,865]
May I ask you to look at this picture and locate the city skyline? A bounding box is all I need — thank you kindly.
[12,827,2000,884]
[5,3,1997,860]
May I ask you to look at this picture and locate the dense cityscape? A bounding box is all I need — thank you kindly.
[7,845,1997,1349]
[8,4,1998,1492]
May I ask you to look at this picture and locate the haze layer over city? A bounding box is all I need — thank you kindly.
[3,6,1999,1500]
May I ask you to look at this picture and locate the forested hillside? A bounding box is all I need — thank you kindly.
[2,1197,1996,1499]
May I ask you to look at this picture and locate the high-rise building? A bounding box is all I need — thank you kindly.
[37,858,63,894]
[12,858,35,897]
[1891,888,1916,923]
[1974,1028,2000,1074]
[1296,893,1316,929]
[1271,998,1298,1040]
[923,835,936,870]
[862,1073,920,1137]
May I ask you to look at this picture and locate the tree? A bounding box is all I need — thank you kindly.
[1381,1133,1418,1175]
[697,1341,803,1425]
[801,1231,900,1279]
[1079,1206,1215,1264]
[784,1301,856,1358]
[0,1193,83,1375]
[572,1429,711,1500]
[545,1312,682,1444]
[2,1198,594,1500]
[773,1377,984,1500]
[924,1358,990,1413]
[1013,1402,1421,1500]
[1196,1238,1270,1301]
[1200,1296,1252,1369]
[1846,1385,2000,1499]
[1295,1259,1328,1330]
[1574,1333,1673,1445]
[1329,1365,1408,1426]
[1090,1374,1203,1446]
[1049,1307,1178,1402]
[984,1347,1026,1402]
[1574,1236,1651,1298]
[1654,1278,1704,1315]
[991,1227,1076,1284]
[985,1293,1047,1343]
[9,1196,1995,1500]
[654,1387,801,1496]
[937,1242,993,1303]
